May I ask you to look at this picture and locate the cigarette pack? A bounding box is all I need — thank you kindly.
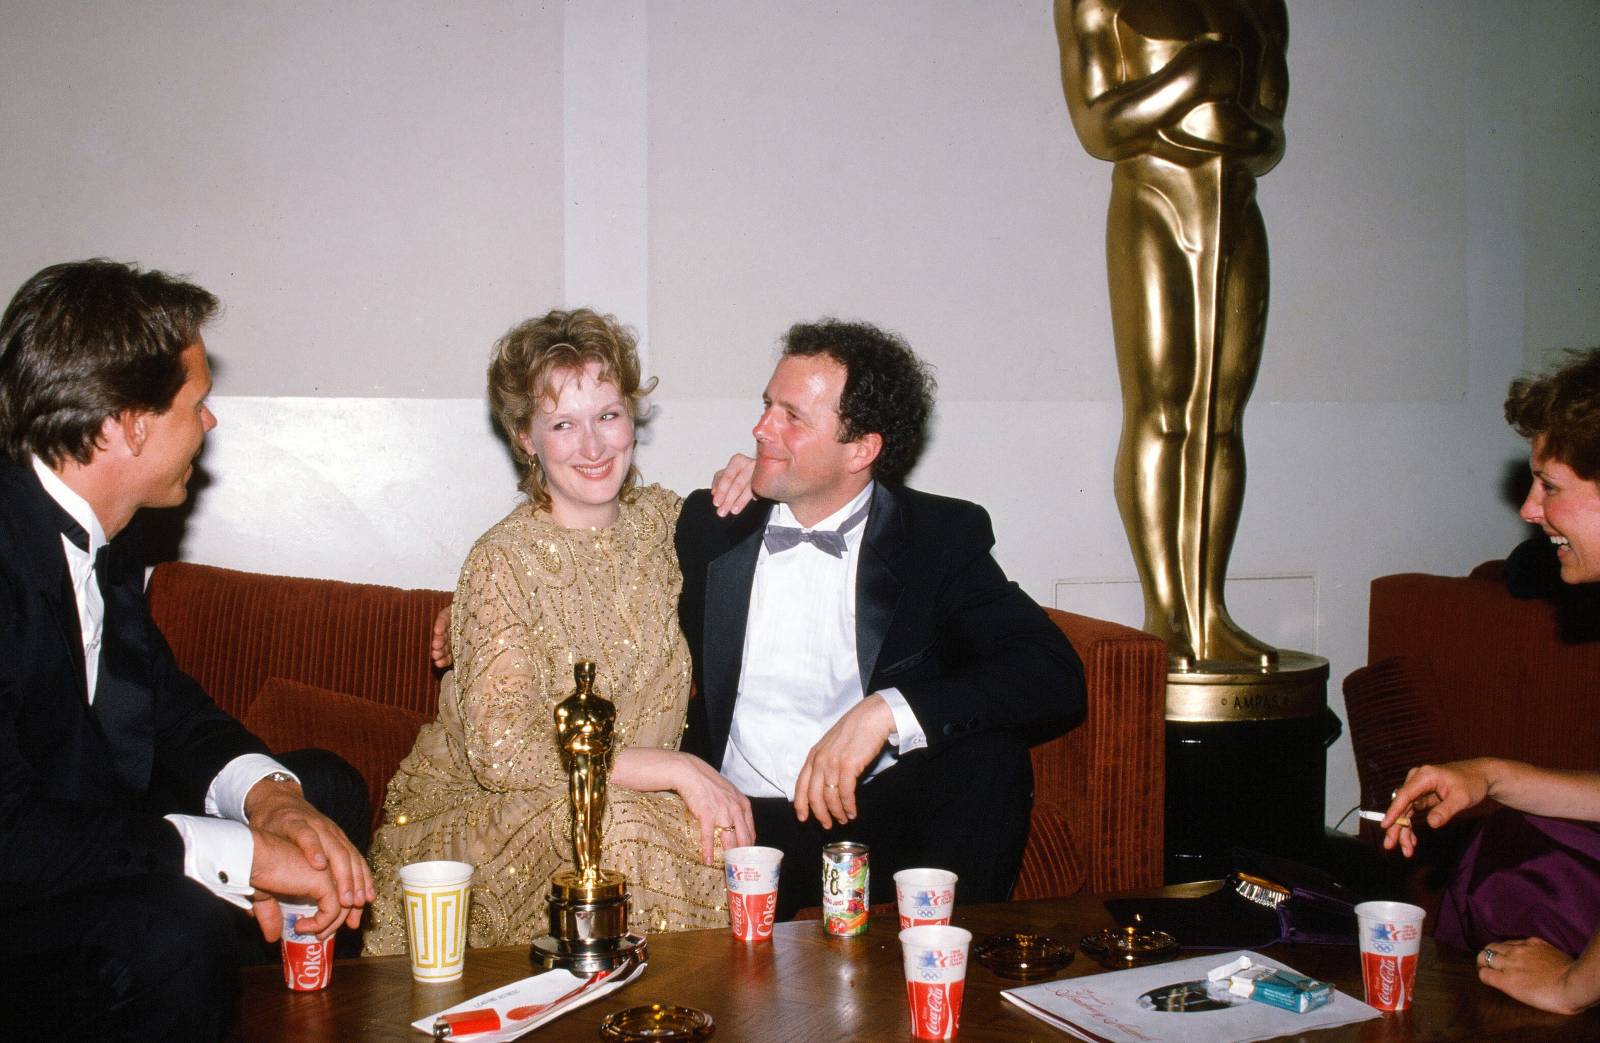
[1234,966,1333,1013]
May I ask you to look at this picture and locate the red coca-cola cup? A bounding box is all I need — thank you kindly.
[724,846,783,942]
[279,902,334,992]
[900,925,972,1040]
[1355,900,1424,1012]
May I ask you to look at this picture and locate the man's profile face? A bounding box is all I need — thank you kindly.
[750,354,866,524]
[132,340,216,509]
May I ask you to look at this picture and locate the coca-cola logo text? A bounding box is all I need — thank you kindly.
[296,944,325,989]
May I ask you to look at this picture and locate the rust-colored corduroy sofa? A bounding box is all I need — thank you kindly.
[1344,560,1600,835]
[147,560,1167,900]
[1341,560,1600,922]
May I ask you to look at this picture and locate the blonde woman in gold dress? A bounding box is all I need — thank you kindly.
[364,310,755,954]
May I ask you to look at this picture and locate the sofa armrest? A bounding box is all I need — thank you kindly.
[1025,609,1166,896]
[1013,798,1087,899]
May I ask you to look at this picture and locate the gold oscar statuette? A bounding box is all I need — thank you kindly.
[529,660,647,972]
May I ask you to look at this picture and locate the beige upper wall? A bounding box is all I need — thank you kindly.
[0,1,564,398]
[646,0,1495,404]
[0,0,1595,399]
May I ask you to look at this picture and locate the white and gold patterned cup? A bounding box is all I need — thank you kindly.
[399,860,474,982]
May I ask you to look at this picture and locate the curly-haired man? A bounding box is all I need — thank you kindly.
[676,319,1086,920]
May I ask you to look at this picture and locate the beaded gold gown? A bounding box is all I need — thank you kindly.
[363,485,726,955]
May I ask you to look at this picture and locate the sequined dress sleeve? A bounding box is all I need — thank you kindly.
[363,485,728,954]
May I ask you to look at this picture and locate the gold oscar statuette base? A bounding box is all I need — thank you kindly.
[1164,650,1329,723]
[530,868,647,974]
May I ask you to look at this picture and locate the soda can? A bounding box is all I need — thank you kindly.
[822,841,870,936]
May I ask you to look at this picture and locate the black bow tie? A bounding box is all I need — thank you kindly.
[763,503,869,558]
[50,498,91,553]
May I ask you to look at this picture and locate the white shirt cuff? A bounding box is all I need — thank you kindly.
[165,814,256,910]
[876,688,927,754]
[207,754,298,822]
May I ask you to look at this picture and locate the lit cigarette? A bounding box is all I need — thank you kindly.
[1358,809,1411,827]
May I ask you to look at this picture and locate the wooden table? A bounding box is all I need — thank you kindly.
[229,883,1600,1041]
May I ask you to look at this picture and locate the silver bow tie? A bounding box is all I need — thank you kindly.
[763,503,869,557]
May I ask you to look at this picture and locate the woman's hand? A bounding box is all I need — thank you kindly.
[1478,936,1600,1015]
[710,453,757,517]
[611,748,755,864]
[1382,760,1494,857]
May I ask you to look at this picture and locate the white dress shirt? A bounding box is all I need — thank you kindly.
[33,456,293,909]
[721,482,927,799]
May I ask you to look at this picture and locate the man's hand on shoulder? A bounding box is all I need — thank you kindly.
[794,695,895,830]
[245,776,374,939]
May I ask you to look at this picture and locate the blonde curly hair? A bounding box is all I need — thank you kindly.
[488,308,656,510]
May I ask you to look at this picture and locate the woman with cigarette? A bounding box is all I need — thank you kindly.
[1383,348,1600,1015]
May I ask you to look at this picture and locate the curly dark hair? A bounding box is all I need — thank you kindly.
[0,259,218,467]
[780,319,936,486]
[1505,348,1600,480]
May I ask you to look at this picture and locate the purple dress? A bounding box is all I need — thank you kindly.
[1435,810,1600,957]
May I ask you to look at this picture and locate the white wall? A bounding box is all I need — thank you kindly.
[4,0,1596,828]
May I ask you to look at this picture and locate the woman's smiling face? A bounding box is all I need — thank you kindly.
[517,360,634,529]
[1521,436,1600,584]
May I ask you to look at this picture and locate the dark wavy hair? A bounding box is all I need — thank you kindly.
[1505,348,1600,480]
[780,319,936,486]
[487,307,656,510]
[0,259,218,467]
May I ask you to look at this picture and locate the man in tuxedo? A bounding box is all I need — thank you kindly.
[677,319,1085,920]
[0,260,374,1040]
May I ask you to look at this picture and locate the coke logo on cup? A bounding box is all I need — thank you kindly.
[1378,956,1397,999]
[296,945,325,989]
[730,890,777,940]
[926,982,945,1031]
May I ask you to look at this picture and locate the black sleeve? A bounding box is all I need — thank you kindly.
[888,506,1086,748]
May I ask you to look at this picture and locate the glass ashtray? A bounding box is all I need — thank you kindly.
[1079,923,1180,969]
[598,1003,715,1041]
[972,932,1075,980]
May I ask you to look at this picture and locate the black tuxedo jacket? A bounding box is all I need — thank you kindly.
[0,456,267,905]
[675,482,1085,769]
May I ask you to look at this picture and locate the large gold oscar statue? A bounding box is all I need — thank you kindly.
[1056,0,1286,673]
[1057,1,1337,881]
[530,660,646,972]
